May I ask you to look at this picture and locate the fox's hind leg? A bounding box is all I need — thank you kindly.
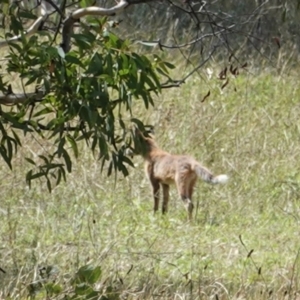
[186,177,197,220]
[188,177,197,201]
[162,184,170,214]
[175,173,197,220]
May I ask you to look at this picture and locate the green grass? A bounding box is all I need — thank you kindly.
[1,67,300,299]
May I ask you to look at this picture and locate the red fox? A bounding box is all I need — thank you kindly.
[127,128,228,220]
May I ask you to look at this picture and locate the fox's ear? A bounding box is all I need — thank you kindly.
[132,126,144,141]
[131,124,154,139]
[142,125,155,138]
[146,126,155,136]
[125,147,135,158]
[134,126,142,136]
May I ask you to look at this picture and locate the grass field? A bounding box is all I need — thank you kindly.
[1,63,300,299]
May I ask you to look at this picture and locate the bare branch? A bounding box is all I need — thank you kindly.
[134,28,229,50]
[158,47,216,90]
[0,15,47,49]
[0,0,52,48]
[25,121,81,132]
[0,0,129,51]
[0,0,159,53]
[43,0,64,17]
[61,0,130,53]
[0,91,45,105]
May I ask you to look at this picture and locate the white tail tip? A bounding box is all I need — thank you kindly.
[213,174,229,184]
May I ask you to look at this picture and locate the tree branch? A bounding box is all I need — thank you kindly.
[158,47,216,90]
[0,91,45,105]
[43,0,64,17]
[0,0,163,105]
[61,0,129,53]
[0,1,49,49]
[134,28,229,50]
[0,16,47,49]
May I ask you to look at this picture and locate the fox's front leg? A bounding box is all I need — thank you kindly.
[162,184,170,214]
[150,179,160,213]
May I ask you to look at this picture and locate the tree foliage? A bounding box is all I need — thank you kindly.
[0,0,174,191]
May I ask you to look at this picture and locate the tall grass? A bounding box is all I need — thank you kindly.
[1,65,300,299]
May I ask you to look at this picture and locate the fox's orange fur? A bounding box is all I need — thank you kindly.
[129,129,228,220]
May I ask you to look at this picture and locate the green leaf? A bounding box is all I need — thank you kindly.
[143,74,156,90]
[56,168,62,185]
[87,290,101,299]
[57,46,65,59]
[100,153,108,173]
[30,172,46,180]
[119,161,129,177]
[33,107,54,118]
[74,265,102,285]
[5,137,13,159]
[25,157,36,165]
[26,170,33,188]
[99,133,108,156]
[157,67,172,79]
[38,155,50,164]
[46,177,52,193]
[75,283,94,296]
[65,53,84,67]
[164,61,176,69]
[8,41,22,53]
[106,53,113,77]
[122,155,135,168]
[62,149,72,172]
[107,160,113,177]
[25,74,38,86]
[10,15,23,35]
[130,118,144,129]
[73,33,95,49]
[44,283,63,295]
[87,52,103,75]
[79,0,96,7]
[11,129,22,146]
[18,10,37,20]
[0,145,12,170]
[66,134,79,158]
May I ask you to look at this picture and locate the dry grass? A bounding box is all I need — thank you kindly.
[1,63,300,299]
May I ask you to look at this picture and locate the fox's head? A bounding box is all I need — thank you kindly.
[125,126,157,158]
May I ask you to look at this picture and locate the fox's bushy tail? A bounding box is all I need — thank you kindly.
[193,163,228,184]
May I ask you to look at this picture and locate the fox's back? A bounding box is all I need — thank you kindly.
[146,150,197,185]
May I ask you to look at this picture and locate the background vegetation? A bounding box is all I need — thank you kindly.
[1,69,300,299]
[1,0,300,299]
